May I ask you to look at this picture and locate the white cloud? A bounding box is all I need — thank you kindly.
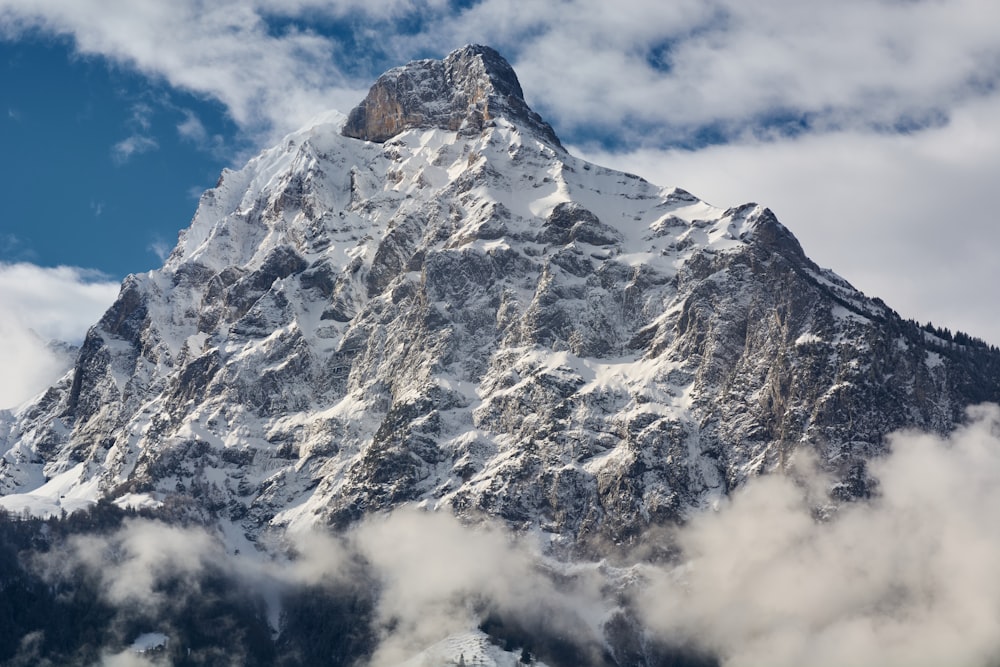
[56,518,224,607]
[147,237,172,263]
[639,404,1000,667]
[111,134,158,163]
[409,0,1000,144]
[351,508,605,666]
[0,263,118,409]
[0,0,370,142]
[176,109,207,143]
[0,325,70,412]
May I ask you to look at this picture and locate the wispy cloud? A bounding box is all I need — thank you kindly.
[186,184,208,200]
[176,109,207,143]
[0,233,35,262]
[176,108,229,158]
[110,101,160,163]
[147,236,171,263]
[111,134,158,164]
[128,101,153,131]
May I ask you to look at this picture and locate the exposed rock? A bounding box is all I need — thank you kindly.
[3,45,1000,554]
[343,45,563,150]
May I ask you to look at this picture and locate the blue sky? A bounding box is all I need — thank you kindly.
[1,0,1000,406]
[1,36,235,275]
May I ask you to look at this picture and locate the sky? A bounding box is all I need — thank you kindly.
[1,0,1000,407]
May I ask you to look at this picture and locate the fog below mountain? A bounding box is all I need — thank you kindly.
[5,405,997,666]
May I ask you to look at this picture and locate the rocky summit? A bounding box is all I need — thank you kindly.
[2,45,999,552]
[342,44,562,149]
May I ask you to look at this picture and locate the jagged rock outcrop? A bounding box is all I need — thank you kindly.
[343,45,562,149]
[2,45,999,552]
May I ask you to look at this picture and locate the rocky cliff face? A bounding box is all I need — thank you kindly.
[2,45,999,550]
[342,45,562,149]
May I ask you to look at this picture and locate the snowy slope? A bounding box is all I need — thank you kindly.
[395,630,549,667]
[2,45,999,551]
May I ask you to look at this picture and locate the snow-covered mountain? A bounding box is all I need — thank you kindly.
[2,44,999,553]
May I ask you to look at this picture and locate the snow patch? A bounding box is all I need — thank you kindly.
[0,462,99,518]
[130,632,168,654]
[395,630,549,667]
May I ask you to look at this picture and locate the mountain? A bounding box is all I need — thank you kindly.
[2,44,999,556]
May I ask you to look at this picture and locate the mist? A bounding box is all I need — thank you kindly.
[640,404,1000,667]
[351,508,609,666]
[15,405,1000,665]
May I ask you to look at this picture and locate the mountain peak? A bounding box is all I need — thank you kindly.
[342,44,563,149]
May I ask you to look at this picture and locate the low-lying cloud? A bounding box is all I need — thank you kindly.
[353,508,607,666]
[24,405,1000,665]
[641,403,1000,667]
[49,520,225,609]
[34,510,608,666]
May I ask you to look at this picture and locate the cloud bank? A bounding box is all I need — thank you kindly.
[4,0,999,145]
[0,263,119,409]
[641,404,1000,667]
[27,406,1000,665]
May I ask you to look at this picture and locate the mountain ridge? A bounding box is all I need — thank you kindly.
[1,46,999,556]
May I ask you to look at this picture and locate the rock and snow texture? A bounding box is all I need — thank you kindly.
[343,45,562,150]
[2,45,1000,547]
[395,630,548,667]
[130,632,168,654]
